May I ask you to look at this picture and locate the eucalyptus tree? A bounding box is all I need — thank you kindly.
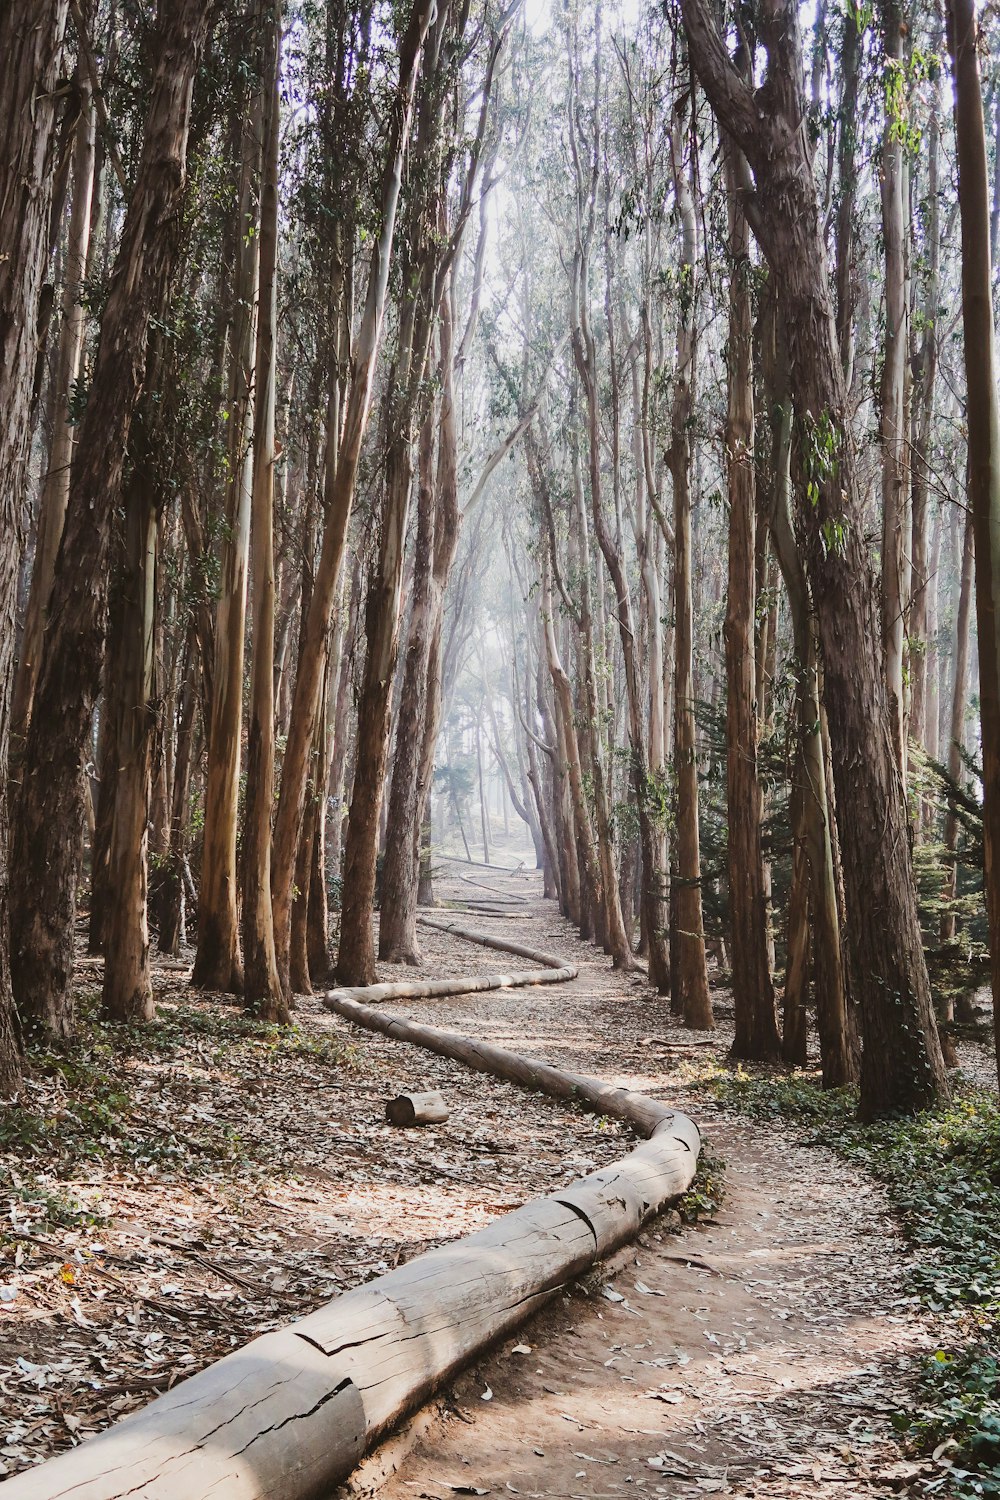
[947,0,1000,1076]
[723,124,781,1062]
[192,13,267,995]
[667,89,713,1028]
[0,0,71,1082]
[11,0,214,1041]
[242,0,286,1020]
[12,65,97,753]
[680,0,949,1116]
[338,3,513,984]
[270,0,438,991]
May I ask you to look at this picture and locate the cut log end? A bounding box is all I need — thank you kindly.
[386,1090,450,1126]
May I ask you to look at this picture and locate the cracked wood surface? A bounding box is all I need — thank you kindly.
[1,921,699,1499]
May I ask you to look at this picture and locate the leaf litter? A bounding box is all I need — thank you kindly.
[0,905,629,1478]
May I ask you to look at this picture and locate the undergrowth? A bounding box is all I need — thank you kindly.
[701,1068,1000,1496]
[678,1147,726,1224]
[2,996,355,1198]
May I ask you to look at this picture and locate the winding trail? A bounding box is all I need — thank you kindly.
[339,860,939,1500]
[0,869,699,1500]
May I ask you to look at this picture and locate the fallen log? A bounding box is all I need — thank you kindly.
[3,928,699,1500]
[417,913,569,971]
[386,1090,449,1125]
[456,873,529,903]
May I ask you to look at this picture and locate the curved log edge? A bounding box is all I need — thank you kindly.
[2,926,700,1500]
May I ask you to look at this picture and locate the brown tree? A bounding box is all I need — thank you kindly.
[723,141,780,1061]
[269,0,437,989]
[10,0,212,1038]
[668,99,713,1030]
[242,0,286,1020]
[0,0,71,1084]
[679,0,948,1115]
[947,0,1000,1080]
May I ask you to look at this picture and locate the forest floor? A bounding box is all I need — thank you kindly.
[0,852,994,1497]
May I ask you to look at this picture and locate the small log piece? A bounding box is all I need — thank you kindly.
[386,1090,449,1126]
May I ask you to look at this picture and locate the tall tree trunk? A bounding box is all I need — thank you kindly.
[880,0,912,773]
[940,512,976,940]
[723,143,780,1060]
[10,0,211,1040]
[782,778,811,1066]
[338,419,427,983]
[570,441,631,966]
[242,1,286,1021]
[270,0,435,984]
[158,634,197,955]
[909,70,941,754]
[13,66,96,751]
[379,403,439,962]
[570,212,658,978]
[682,0,947,1117]
[763,302,858,1085]
[541,552,603,929]
[669,109,713,1030]
[101,458,158,1021]
[327,554,361,881]
[0,0,69,1084]
[948,0,1000,1082]
[192,75,261,995]
[88,626,120,956]
[925,507,943,765]
[834,12,861,384]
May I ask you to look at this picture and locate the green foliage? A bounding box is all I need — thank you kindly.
[677,1148,726,1224]
[883,49,941,158]
[799,410,840,511]
[910,744,988,958]
[704,1070,1000,1491]
[3,999,354,1187]
[904,1349,1000,1495]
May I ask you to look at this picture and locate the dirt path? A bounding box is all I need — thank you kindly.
[333,859,942,1500]
[0,875,629,1477]
[0,855,949,1493]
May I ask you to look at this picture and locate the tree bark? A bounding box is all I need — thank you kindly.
[270,0,436,984]
[947,0,1000,1082]
[157,635,197,955]
[940,505,976,940]
[12,63,96,751]
[0,0,70,1085]
[879,0,912,771]
[192,64,262,996]
[723,144,780,1061]
[101,458,158,1021]
[909,67,941,754]
[762,301,857,1086]
[834,12,860,386]
[242,1,286,1021]
[10,0,211,1040]
[379,403,440,962]
[681,0,947,1116]
[668,108,713,1030]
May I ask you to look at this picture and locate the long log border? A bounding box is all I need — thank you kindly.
[4,920,699,1500]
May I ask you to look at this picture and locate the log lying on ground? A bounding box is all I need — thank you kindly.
[325,916,577,1006]
[386,1089,449,1125]
[457,872,529,903]
[418,912,569,970]
[3,926,698,1500]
